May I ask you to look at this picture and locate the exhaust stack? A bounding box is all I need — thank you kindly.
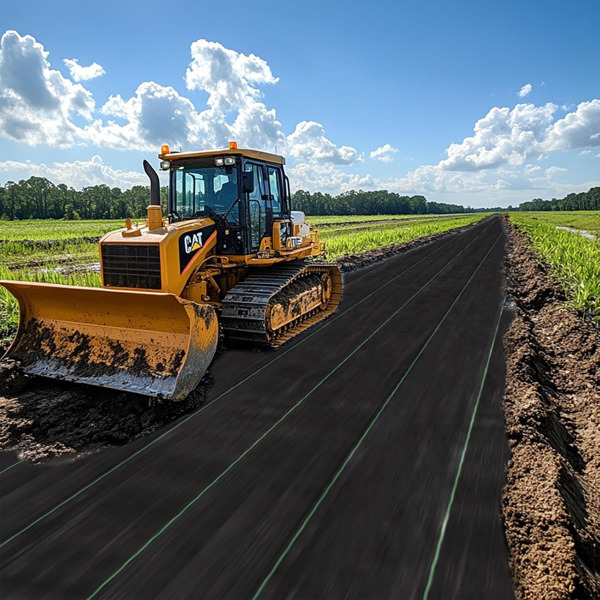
[144,160,163,230]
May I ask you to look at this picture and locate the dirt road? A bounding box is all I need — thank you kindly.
[0,215,513,599]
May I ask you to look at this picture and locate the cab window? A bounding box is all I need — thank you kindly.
[172,166,239,224]
[267,167,283,215]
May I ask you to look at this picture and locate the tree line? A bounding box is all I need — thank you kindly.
[516,187,600,211]
[0,177,168,221]
[0,176,598,221]
[291,190,480,216]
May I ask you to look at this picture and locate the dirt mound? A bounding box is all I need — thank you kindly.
[0,359,211,463]
[503,218,600,599]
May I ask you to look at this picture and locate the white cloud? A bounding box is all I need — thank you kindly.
[0,32,288,153]
[545,99,600,150]
[92,81,206,151]
[287,121,358,165]
[289,162,374,193]
[0,156,147,189]
[382,165,493,195]
[1,31,599,204]
[440,103,557,171]
[0,32,356,192]
[185,40,278,113]
[63,58,105,82]
[85,39,287,153]
[229,101,286,151]
[545,166,568,178]
[379,163,600,207]
[525,164,541,174]
[518,83,532,98]
[370,143,399,163]
[0,30,95,146]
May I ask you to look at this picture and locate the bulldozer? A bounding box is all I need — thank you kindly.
[1,143,342,400]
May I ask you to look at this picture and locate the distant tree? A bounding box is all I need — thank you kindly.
[1,175,597,220]
[517,188,600,211]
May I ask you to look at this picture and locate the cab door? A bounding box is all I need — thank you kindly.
[266,165,293,249]
[244,162,271,252]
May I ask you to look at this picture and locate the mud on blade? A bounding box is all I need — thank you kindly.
[0,281,218,400]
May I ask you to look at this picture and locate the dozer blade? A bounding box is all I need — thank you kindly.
[0,281,218,400]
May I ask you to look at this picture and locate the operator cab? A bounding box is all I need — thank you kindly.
[161,143,292,256]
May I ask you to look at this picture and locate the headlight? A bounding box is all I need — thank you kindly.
[215,158,224,166]
[159,160,170,170]
[224,157,236,165]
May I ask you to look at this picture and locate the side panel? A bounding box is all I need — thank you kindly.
[100,218,218,296]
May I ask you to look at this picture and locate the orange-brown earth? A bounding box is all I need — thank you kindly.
[503,218,600,599]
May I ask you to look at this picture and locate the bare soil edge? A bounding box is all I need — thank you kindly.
[0,362,213,463]
[503,217,600,599]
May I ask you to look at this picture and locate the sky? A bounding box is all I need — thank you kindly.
[0,0,599,208]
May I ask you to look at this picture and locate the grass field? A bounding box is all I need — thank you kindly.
[308,213,475,226]
[509,212,600,325]
[0,219,126,241]
[320,214,483,259]
[0,214,471,239]
[516,211,600,237]
[0,214,487,342]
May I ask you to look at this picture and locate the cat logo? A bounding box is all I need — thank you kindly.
[184,232,203,254]
[178,224,217,273]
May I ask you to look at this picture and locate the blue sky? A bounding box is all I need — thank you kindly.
[1,0,599,207]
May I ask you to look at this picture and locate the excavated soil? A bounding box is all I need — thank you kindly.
[503,218,600,599]
[0,359,211,463]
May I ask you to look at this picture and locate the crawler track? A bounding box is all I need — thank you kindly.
[221,261,342,346]
[0,216,513,599]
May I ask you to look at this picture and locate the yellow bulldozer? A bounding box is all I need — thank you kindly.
[1,143,342,400]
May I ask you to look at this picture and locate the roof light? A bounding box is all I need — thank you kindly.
[229,141,238,150]
[160,160,170,170]
[161,144,170,154]
[215,157,224,166]
[224,157,236,165]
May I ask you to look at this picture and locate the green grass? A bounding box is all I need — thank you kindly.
[509,213,600,326]
[0,265,102,343]
[317,214,479,236]
[516,211,600,237]
[320,215,485,259]
[1,240,100,265]
[0,219,126,242]
[308,213,477,226]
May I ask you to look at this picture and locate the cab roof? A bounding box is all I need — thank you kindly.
[158,147,285,165]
